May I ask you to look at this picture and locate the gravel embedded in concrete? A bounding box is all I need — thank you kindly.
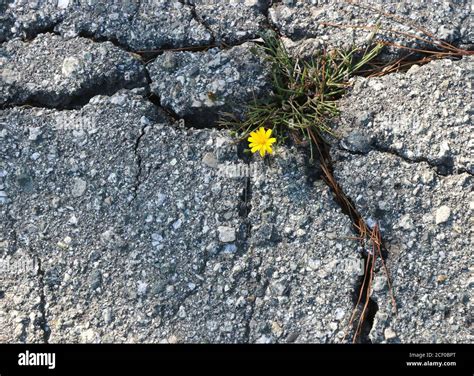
[148,42,271,125]
[1,33,148,108]
[270,0,472,58]
[0,247,44,343]
[335,56,473,175]
[0,1,472,344]
[330,56,473,343]
[56,1,212,51]
[247,148,362,343]
[1,91,362,343]
[0,0,65,42]
[190,0,268,44]
[331,149,473,343]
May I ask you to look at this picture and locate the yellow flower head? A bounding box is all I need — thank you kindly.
[248,127,277,157]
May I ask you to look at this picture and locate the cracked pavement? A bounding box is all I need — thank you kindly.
[0,0,472,343]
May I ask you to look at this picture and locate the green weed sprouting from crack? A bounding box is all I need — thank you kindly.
[218,32,387,343]
[217,10,471,343]
[218,31,383,161]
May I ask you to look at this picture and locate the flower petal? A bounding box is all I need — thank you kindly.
[268,137,277,144]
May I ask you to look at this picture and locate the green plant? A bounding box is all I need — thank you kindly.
[219,32,383,161]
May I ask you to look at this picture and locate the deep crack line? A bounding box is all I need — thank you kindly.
[234,141,259,343]
[0,16,64,45]
[180,0,217,45]
[371,143,473,177]
[242,253,269,344]
[241,174,255,344]
[34,255,51,344]
[21,20,63,42]
[338,142,472,177]
[325,177,382,343]
[307,139,394,343]
[0,79,150,112]
[129,124,151,205]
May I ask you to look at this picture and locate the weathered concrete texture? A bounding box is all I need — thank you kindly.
[0,91,249,343]
[56,1,212,51]
[0,33,148,108]
[119,139,361,343]
[1,1,268,49]
[270,0,472,57]
[336,56,473,175]
[1,0,471,346]
[247,149,363,343]
[0,248,44,343]
[1,90,361,343]
[0,0,65,42]
[111,123,251,343]
[148,42,271,125]
[189,0,269,44]
[332,150,473,343]
[0,92,166,343]
[331,56,473,343]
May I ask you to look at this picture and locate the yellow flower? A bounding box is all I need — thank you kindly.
[248,127,277,157]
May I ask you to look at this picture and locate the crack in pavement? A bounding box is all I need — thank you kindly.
[0,79,148,111]
[179,0,217,45]
[129,123,152,206]
[243,256,268,343]
[3,5,468,344]
[371,143,473,177]
[308,141,390,343]
[234,141,262,343]
[20,20,63,42]
[34,255,51,344]
[338,142,472,177]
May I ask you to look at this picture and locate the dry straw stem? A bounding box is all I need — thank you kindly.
[350,1,470,54]
[348,223,396,343]
[221,0,473,341]
[318,159,396,343]
[219,32,383,161]
[322,1,473,77]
